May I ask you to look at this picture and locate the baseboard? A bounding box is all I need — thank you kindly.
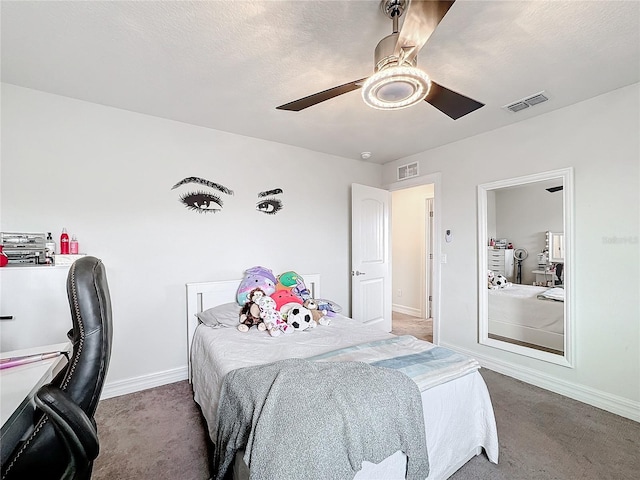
[392,304,421,317]
[100,366,188,400]
[440,341,640,423]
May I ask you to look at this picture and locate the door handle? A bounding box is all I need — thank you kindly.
[352,271,366,276]
[0,316,14,320]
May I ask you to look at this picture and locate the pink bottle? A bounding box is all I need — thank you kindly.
[70,235,79,254]
[60,228,70,255]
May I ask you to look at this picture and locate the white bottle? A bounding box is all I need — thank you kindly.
[45,232,56,265]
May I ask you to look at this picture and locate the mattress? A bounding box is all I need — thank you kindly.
[488,284,564,333]
[191,315,499,479]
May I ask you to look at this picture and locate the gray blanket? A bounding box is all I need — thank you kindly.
[213,358,429,480]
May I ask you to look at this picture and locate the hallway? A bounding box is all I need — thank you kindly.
[391,312,433,343]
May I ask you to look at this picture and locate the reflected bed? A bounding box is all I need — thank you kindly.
[488,284,564,352]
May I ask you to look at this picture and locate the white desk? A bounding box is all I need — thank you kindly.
[1,342,71,465]
[532,269,555,287]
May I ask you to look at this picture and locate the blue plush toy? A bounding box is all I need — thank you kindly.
[314,298,342,317]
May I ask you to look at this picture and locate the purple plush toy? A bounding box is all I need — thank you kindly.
[236,266,277,305]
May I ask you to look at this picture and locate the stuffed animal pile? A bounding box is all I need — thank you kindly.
[235,267,340,336]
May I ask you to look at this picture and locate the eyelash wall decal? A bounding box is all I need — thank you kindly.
[172,177,233,215]
[171,177,234,195]
[179,191,223,214]
[258,188,283,198]
[256,198,283,215]
[172,178,283,216]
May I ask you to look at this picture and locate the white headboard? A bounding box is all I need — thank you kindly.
[185,274,320,381]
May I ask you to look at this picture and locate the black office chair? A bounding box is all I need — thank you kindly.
[1,256,113,480]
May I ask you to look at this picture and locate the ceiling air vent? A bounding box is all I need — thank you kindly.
[525,93,548,106]
[504,91,549,113]
[506,102,529,113]
[397,162,419,181]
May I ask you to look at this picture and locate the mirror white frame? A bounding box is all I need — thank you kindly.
[547,231,565,263]
[478,167,574,367]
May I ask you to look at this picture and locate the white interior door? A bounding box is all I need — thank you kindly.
[351,183,392,331]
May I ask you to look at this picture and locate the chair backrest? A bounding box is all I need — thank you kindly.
[63,256,113,417]
[2,256,113,480]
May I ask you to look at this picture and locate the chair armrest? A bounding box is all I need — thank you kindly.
[35,385,100,464]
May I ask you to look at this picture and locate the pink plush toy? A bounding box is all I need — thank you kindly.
[270,289,303,311]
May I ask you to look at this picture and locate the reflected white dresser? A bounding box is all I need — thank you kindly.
[487,248,514,281]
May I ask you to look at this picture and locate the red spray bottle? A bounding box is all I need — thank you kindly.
[60,228,70,254]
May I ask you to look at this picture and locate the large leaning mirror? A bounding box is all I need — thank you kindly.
[478,168,574,367]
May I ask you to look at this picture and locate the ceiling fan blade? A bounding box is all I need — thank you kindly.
[276,78,368,111]
[425,81,484,120]
[394,0,455,63]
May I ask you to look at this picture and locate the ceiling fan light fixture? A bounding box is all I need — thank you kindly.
[362,65,431,110]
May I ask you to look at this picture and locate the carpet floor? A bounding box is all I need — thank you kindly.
[93,369,640,479]
[391,311,433,342]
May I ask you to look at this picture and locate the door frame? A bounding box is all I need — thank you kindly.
[385,172,442,345]
[424,197,434,319]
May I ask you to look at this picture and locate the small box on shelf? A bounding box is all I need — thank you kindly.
[53,254,86,267]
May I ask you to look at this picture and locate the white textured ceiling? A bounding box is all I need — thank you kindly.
[2,0,639,164]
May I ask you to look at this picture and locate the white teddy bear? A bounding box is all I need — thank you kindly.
[256,295,292,337]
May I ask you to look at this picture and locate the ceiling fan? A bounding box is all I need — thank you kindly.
[276,0,484,119]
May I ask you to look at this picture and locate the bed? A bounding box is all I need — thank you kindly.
[488,284,564,352]
[187,275,499,480]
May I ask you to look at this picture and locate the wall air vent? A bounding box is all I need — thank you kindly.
[504,91,549,113]
[397,162,419,181]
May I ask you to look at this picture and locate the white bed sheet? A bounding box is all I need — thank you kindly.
[191,315,499,479]
[488,284,564,333]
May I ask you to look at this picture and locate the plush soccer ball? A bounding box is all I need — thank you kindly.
[283,305,316,331]
[491,274,510,289]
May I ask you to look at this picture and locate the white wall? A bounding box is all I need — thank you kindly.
[0,84,382,389]
[382,83,640,418]
[391,185,433,316]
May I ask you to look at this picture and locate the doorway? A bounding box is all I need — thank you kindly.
[390,185,434,342]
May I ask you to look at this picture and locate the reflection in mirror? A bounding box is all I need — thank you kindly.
[548,231,564,263]
[478,168,573,367]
